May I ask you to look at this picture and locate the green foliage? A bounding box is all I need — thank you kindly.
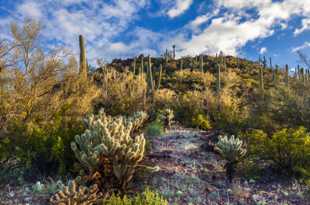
[50,180,102,205]
[191,113,212,130]
[103,188,168,205]
[145,121,164,137]
[32,179,65,194]
[243,127,310,177]
[71,110,147,190]
[215,135,246,182]
[4,107,84,177]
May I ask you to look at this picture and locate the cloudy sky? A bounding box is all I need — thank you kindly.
[0,0,309,67]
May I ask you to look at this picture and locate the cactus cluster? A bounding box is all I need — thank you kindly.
[50,180,102,205]
[71,110,148,190]
[215,135,246,182]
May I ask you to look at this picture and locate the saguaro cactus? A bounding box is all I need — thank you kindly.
[147,55,154,92]
[180,59,183,71]
[285,64,289,87]
[200,55,204,72]
[172,45,176,59]
[79,35,88,79]
[157,64,163,90]
[133,57,136,74]
[216,63,221,94]
[259,64,264,94]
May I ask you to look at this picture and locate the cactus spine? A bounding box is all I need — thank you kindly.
[79,35,88,79]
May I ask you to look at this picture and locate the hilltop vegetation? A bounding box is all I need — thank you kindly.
[0,20,309,204]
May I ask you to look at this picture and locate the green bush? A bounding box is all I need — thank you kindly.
[103,188,168,205]
[145,121,164,137]
[243,127,310,177]
[4,108,83,177]
[191,113,212,130]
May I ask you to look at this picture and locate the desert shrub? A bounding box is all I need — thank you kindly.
[93,69,147,116]
[243,127,310,177]
[6,109,84,177]
[170,69,214,92]
[71,110,148,191]
[145,121,164,137]
[103,188,168,205]
[191,113,212,130]
[153,89,177,109]
[176,90,208,125]
[211,71,249,133]
[215,135,247,182]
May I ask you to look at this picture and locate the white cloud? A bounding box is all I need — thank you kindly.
[167,0,193,18]
[292,42,310,53]
[17,1,42,19]
[1,0,310,63]
[216,0,271,10]
[260,47,267,54]
[169,0,310,57]
[294,18,310,36]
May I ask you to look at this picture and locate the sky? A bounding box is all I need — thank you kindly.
[0,0,309,67]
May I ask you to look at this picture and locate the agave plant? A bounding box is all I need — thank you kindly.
[215,135,246,182]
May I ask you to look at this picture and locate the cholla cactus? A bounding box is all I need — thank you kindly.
[215,135,246,182]
[71,109,147,190]
[50,180,102,205]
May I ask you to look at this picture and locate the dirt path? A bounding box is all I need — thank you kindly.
[142,127,309,205]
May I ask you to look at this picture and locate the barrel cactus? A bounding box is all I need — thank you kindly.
[215,135,246,182]
[71,109,148,190]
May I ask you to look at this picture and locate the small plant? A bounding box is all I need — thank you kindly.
[103,188,168,205]
[32,179,65,195]
[215,135,246,182]
[145,121,164,137]
[50,180,103,205]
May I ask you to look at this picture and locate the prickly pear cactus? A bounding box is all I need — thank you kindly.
[50,180,102,205]
[71,109,148,190]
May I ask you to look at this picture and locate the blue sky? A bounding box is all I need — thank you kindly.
[0,0,309,67]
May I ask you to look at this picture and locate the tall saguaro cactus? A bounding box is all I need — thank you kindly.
[79,35,88,79]
[180,59,183,71]
[259,64,264,94]
[147,55,154,92]
[133,57,137,74]
[157,64,163,90]
[200,55,204,72]
[285,64,289,87]
[216,63,221,110]
[172,45,176,59]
